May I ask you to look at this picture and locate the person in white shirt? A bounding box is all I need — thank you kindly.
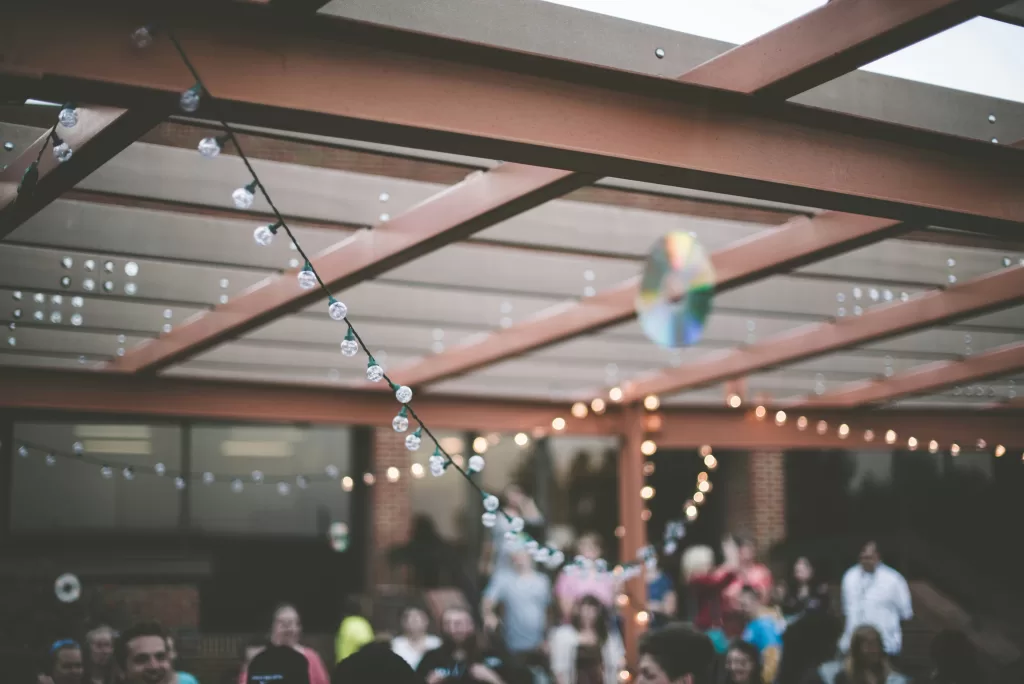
[391,605,442,670]
[840,541,913,657]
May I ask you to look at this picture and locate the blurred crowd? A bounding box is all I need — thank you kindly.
[33,487,1005,684]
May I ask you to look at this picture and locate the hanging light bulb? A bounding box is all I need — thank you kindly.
[232,180,258,209]
[51,134,73,163]
[728,393,742,408]
[174,477,187,490]
[885,430,897,444]
[253,221,281,246]
[608,387,623,402]
[995,444,1006,458]
[154,462,166,476]
[468,454,485,472]
[640,440,657,456]
[514,432,529,446]
[816,420,828,435]
[483,494,500,512]
[393,382,413,403]
[775,410,787,426]
[392,406,410,433]
[482,512,497,528]
[864,429,875,442]
[571,402,589,418]
[838,424,850,438]
[551,417,566,431]
[231,478,244,493]
[366,356,384,382]
[297,261,318,290]
[950,443,961,456]
[100,466,113,479]
[197,134,229,158]
[928,440,939,454]
[122,467,135,481]
[327,296,348,321]
[429,448,446,477]
[644,395,660,411]
[796,416,808,431]
[340,328,359,357]
[704,454,718,469]
[907,436,919,451]
[179,84,202,113]
[755,406,766,420]
[325,464,340,479]
[131,25,155,48]
[405,427,423,451]
[277,482,291,496]
[58,104,79,128]
[591,397,606,414]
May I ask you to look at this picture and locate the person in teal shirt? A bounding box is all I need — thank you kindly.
[167,636,199,684]
[738,585,783,683]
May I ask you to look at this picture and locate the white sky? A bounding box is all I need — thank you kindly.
[542,0,1024,103]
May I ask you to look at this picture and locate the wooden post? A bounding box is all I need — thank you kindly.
[617,403,648,666]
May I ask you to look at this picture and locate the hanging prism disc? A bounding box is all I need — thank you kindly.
[636,232,715,348]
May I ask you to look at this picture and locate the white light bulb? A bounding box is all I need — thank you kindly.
[297,265,317,290]
[179,87,201,113]
[122,467,135,481]
[328,298,348,320]
[231,479,244,493]
[366,363,384,382]
[18,446,29,458]
[392,412,409,433]
[325,464,340,479]
[340,337,359,357]
[70,314,83,326]
[483,494,500,512]
[71,296,83,308]
[468,454,485,472]
[232,184,255,209]
[203,472,215,485]
[131,26,154,48]
[277,482,290,496]
[154,462,166,476]
[45,454,57,466]
[429,455,446,477]
[50,311,62,324]
[197,136,222,158]
[83,279,95,291]
[53,141,73,163]
[395,385,413,403]
[405,431,422,451]
[253,224,275,246]
[252,470,264,483]
[510,517,525,533]
[296,475,308,489]
[174,477,187,490]
[101,466,113,479]
[482,512,497,528]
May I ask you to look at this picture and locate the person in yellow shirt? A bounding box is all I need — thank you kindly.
[335,597,375,663]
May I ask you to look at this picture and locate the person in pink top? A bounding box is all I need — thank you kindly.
[720,536,773,638]
[555,533,617,623]
[238,603,330,684]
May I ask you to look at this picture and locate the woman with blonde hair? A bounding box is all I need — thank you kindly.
[680,541,737,652]
[816,625,908,684]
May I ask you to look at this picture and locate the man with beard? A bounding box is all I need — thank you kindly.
[416,607,527,684]
[115,623,172,684]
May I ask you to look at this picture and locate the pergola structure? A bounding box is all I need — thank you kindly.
[2,0,1024,661]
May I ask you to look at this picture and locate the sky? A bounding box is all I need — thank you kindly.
[542,0,1024,103]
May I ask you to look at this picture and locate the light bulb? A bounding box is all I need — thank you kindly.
[609,387,623,402]
[101,466,113,479]
[885,430,897,444]
[644,395,660,411]
[775,410,787,425]
[704,454,718,469]
[838,424,850,438]
[571,402,589,418]
[640,486,654,500]
[395,385,413,403]
[45,454,56,466]
[232,181,257,209]
[179,85,201,113]
[203,472,215,484]
[197,136,224,158]
[52,138,73,163]
[907,436,918,450]
[58,106,79,128]
[728,394,742,408]
[253,222,278,246]
[131,26,154,48]
[231,479,244,493]
[591,398,606,414]
[366,360,384,382]
[154,462,166,476]
[514,432,529,447]
[755,406,766,420]
[405,428,422,451]
[429,454,446,477]
[277,482,290,496]
[482,512,497,528]
[551,417,566,431]
[392,408,409,433]
[252,470,264,483]
[297,263,317,290]
[816,420,828,435]
[468,454,485,472]
[640,440,657,456]
[174,477,187,490]
[325,464,340,479]
[510,517,525,533]
[328,297,348,321]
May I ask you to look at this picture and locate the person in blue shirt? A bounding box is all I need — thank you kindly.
[645,557,677,629]
[738,585,783,683]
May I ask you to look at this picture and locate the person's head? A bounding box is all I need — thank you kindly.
[737,585,762,618]
[929,629,978,683]
[571,595,609,642]
[247,645,311,684]
[577,532,603,561]
[735,536,757,565]
[271,603,302,647]
[681,545,714,582]
[637,624,715,684]
[848,625,886,672]
[724,641,761,684]
[793,556,814,585]
[440,607,476,648]
[115,622,171,684]
[859,541,880,574]
[50,640,84,684]
[776,612,842,684]
[510,548,534,573]
[400,606,431,638]
[85,625,115,669]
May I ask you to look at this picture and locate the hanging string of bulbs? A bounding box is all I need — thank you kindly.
[15,103,81,198]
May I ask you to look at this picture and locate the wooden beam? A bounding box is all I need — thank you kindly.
[620,266,1024,402]
[107,164,592,372]
[790,342,1024,409]
[681,0,1009,99]
[0,106,164,239]
[392,213,908,387]
[0,368,1020,448]
[3,3,1023,231]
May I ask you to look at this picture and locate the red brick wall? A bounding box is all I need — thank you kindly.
[370,428,412,589]
[724,451,786,553]
[91,584,200,630]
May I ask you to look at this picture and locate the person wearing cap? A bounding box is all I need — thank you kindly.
[332,641,420,684]
[247,645,311,684]
[38,639,84,684]
[240,605,330,684]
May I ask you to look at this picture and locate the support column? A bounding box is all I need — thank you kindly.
[617,404,648,666]
[369,427,412,591]
[724,451,786,552]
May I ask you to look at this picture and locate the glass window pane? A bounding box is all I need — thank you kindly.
[189,424,352,536]
[11,422,182,530]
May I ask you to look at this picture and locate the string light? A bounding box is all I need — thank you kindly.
[640,439,657,456]
[340,328,359,357]
[640,486,654,500]
[775,410,787,426]
[254,220,283,246]
[907,436,918,451]
[704,454,718,469]
[551,417,566,431]
[693,491,705,504]
[131,25,155,48]
[685,504,698,520]
[885,430,897,444]
[816,420,828,435]
[796,416,808,431]
[297,261,317,290]
[699,445,712,457]
[58,104,78,129]
[468,454,485,473]
[591,398,606,414]
[472,436,489,454]
[571,402,589,418]
[514,432,529,447]
[635,611,650,626]
[232,180,258,209]
[838,423,850,438]
[864,429,875,442]
[198,134,229,158]
[609,387,624,402]
[976,438,988,450]
[950,443,961,456]
[755,405,766,420]
[179,83,202,113]
[995,444,1006,458]
[410,463,425,478]
[51,133,73,163]
[928,440,939,454]
[728,393,742,408]
[642,462,655,476]
[386,467,400,483]
[697,472,708,483]
[643,395,660,411]
[392,406,409,433]
[640,509,652,521]
[341,476,354,491]
[698,480,711,493]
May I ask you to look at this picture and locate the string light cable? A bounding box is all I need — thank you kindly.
[16,102,81,197]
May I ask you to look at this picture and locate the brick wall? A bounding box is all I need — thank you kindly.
[723,450,786,553]
[370,428,412,589]
[91,584,200,630]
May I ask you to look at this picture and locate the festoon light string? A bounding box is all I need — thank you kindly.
[16,103,82,198]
